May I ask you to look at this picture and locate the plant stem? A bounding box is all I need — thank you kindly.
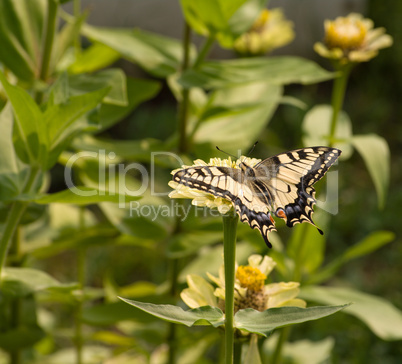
[0,167,40,279]
[233,341,242,364]
[75,206,86,364]
[222,212,239,364]
[292,224,309,283]
[73,0,81,56]
[193,34,215,70]
[329,64,352,147]
[167,256,179,364]
[271,326,291,364]
[9,229,22,364]
[177,22,192,154]
[40,0,58,81]
[35,0,58,104]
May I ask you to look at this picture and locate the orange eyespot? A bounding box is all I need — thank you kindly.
[276,208,287,219]
[269,214,275,224]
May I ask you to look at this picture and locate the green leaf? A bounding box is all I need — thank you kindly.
[167,231,223,259]
[100,201,170,241]
[286,212,329,277]
[244,334,263,364]
[82,25,196,78]
[30,187,141,205]
[308,230,395,285]
[68,68,128,106]
[119,298,225,327]
[29,226,118,259]
[180,0,248,35]
[179,57,334,89]
[48,72,69,105]
[302,104,353,159]
[263,335,335,364]
[300,286,402,340]
[343,230,395,261]
[222,0,268,46]
[0,326,45,351]
[44,87,109,169]
[351,134,390,209]
[82,301,156,326]
[70,135,165,163]
[234,304,349,336]
[180,0,267,47]
[0,267,75,298]
[97,76,161,131]
[0,0,46,82]
[0,71,46,164]
[193,81,282,151]
[53,11,86,71]
[68,42,121,74]
[0,104,30,201]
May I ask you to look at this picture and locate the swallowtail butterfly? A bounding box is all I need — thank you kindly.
[172,147,341,247]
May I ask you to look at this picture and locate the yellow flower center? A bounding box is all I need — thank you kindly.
[325,18,367,50]
[236,266,266,291]
[251,9,270,32]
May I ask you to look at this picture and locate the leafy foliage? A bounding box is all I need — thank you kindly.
[0,0,399,363]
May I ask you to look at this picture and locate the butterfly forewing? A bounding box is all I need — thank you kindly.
[172,166,243,201]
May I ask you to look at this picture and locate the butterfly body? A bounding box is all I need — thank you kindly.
[172,147,341,247]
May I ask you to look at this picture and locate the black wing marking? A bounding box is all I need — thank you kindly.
[254,147,341,230]
[234,197,275,248]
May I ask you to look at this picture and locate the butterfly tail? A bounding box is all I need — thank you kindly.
[234,198,276,248]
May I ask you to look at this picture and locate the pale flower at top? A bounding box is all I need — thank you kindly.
[180,254,306,314]
[168,156,261,214]
[314,13,393,64]
[234,8,294,56]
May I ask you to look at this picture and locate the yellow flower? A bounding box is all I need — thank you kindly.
[234,8,294,56]
[180,255,306,313]
[168,156,261,214]
[314,13,393,64]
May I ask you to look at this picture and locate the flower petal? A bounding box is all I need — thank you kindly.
[265,282,301,308]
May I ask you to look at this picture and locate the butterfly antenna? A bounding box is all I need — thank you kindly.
[216,146,237,160]
[247,141,258,156]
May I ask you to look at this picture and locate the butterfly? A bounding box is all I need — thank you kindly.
[172,146,341,247]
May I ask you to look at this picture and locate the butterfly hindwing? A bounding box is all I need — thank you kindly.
[234,197,276,248]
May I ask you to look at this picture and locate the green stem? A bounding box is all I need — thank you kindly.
[8,229,22,364]
[329,64,352,147]
[271,326,291,364]
[292,224,309,283]
[35,0,58,104]
[193,34,215,70]
[0,167,40,279]
[233,341,242,364]
[222,213,239,364]
[73,0,81,57]
[75,206,86,364]
[167,257,179,364]
[177,22,192,154]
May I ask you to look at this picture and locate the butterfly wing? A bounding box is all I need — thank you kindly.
[252,146,341,230]
[172,165,276,247]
